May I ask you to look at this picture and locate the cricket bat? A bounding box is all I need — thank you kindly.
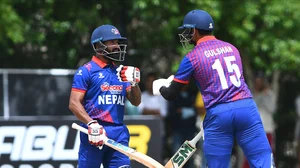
[72,123,164,168]
[164,129,203,168]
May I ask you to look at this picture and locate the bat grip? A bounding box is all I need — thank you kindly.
[190,122,204,146]
[190,130,203,146]
[72,123,88,134]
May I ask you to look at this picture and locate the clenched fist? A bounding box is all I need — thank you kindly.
[116,65,140,86]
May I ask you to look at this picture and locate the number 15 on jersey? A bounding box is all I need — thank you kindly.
[212,56,241,90]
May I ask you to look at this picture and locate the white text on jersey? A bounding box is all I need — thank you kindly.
[98,95,125,105]
[204,46,233,58]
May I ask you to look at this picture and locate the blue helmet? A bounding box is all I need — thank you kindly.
[91,25,127,61]
[178,9,214,31]
[178,10,214,49]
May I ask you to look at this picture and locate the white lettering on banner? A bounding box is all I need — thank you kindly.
[59,164,75,168]
[22,126,56,161]
[53,125,80,160]
[0,126,26,160]
[19,165,33,168]
[98,95,125,105]
[0,165,14,168]
[0,125,80,161]
[38,164,54,168]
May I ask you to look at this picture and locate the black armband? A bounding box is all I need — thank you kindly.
[159,81,185,100]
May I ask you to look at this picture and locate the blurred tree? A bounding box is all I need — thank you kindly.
[1,0,299,75]
[0,0,112,68]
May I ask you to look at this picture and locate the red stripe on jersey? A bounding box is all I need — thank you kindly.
[174,78,189,84]
[72,88,86,93]
[100,110,114,123]
[126,85,131,91]
[231,92,243,101]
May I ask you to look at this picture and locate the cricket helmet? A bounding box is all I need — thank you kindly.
[91,25,127,61]
[178,10,214,49]
[178,9,214,31]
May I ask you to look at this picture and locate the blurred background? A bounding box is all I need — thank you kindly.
[0,0,300,168]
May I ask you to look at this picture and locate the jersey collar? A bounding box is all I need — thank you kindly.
[196,35,216,45]
[92,56,116,68]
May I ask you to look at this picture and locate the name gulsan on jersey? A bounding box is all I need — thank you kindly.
[98,82,125,105]
[204,46,233,57]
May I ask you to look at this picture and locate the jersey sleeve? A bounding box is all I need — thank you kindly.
[71,67,90,93]
[125,82,131,91]
[174,56,194,84]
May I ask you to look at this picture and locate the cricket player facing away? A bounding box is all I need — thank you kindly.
[153,10,275,168]
[69,24,141,168]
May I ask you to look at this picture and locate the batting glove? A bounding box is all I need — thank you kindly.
[87,120,106,149]
[152,75,174,95]
[116,65,140,86]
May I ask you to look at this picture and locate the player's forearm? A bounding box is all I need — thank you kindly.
[128,85,141,106]
[160,81,184,100]
[69,101,93,124]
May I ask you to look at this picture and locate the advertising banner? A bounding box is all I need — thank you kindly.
[0,117,162,168]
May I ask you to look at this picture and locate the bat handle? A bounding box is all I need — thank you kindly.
[189,130,203,147]
[189,122,204,147]
[72,123,88,134]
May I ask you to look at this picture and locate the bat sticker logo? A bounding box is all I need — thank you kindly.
[107,139,135,153]
[171,142,194,168]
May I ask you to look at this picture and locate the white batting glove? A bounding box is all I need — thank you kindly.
[116,65,140,86]
[87,120,106,149]
[152,75,174,95]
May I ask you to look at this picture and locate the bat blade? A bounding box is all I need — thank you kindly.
[165,141,196,168]
[71,123,164,168]
[164,129,203,168]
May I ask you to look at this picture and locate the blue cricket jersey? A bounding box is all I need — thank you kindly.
[72,56,131,124]
[174,36,252,109]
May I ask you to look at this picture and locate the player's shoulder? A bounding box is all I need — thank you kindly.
[185,46,204,62]
[81,60,96,72]
[216,39,239,51]
[75,60,94,75]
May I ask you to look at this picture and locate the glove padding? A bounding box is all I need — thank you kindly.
[87,120,106,149]
[116,65,140,86]
[152,75,174,95]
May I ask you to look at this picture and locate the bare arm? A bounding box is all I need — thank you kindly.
[127,85,141,106]
[69,91,93,124]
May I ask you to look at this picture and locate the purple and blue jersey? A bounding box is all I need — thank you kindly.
[174,36,252,109]
[175,36,273,167]
[72,56,131,124]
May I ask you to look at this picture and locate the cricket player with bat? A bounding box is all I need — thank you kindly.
[69,24,141,168]
[153,9,275,167]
